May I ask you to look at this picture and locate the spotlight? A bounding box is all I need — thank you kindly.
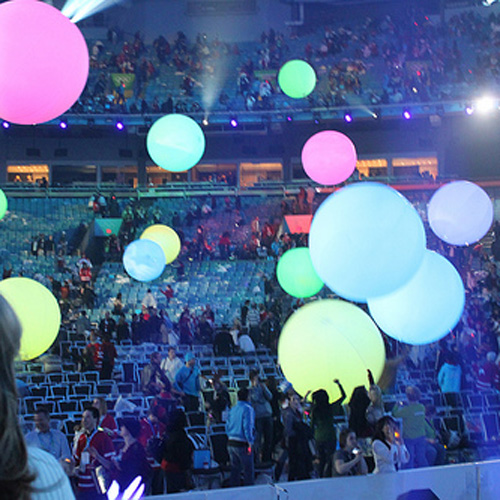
[2,121,10,129]
[59,119,68,130]
[371,109,381,120]
[286,115,293,122]
[475,95,496,114]
[115,120,125,131]
[202,117,209,126]
[229,117,238,128]
[343,112,353,123]
[465,104,474,115]
[403,108,412,120]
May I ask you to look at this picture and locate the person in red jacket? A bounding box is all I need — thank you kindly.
[74,407,115,499]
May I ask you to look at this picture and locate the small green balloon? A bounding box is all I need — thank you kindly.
[147,114,206,172]
[276,247,323,298]
[278,59,317,99]
[0,188,7,219]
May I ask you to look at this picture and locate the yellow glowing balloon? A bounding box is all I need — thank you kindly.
[140,224,181,264]
[278,299,385,401]
[0,277,61,361]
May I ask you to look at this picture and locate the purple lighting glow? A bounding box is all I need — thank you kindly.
[403,109,412,120]
[465,106,474,116]
[115,121,125,131]
[2,121,10,129]
[59,120,67,129]
[343,112,353,123]
[230,118,238,128]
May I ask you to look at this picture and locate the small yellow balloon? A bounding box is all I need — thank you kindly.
[140,224,181,264]
[0,277,61,361]
[278,299,385,401]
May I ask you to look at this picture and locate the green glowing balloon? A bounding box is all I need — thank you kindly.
[140,224,181,264]
[276,247,323,298]
[0,188,7,219]
[278,299,386,401]
[0,277,61,361]
[278,59,317,99]
[146,114,206,172]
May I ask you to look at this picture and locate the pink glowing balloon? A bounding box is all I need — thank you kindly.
[301,130,357,185]
[0,0,89,125]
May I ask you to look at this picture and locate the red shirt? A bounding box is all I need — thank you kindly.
[86,342,103,371]
[74,430,115,491]
[100,414,118,435]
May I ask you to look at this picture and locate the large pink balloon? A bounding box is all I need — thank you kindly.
[301,130,357,185]
[0,0,89,125]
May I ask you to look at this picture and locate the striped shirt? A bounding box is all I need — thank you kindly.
[74,429,115,491]
[28,447,75,500]
[25,429,71,461]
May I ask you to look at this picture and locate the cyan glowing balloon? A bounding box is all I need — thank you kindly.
[0,188,7,219]
[0,277,61,361]
[278,59,317,99]
[0,0,89,124]
[140,225,181,264]
[309,182,426,302]
[146,114,206,172]
[368,251,465,345]
[278,299,386,401]
[276,247,323,298]
[123,239,166,282]
[428,181,493,246]
[301,131,357,185]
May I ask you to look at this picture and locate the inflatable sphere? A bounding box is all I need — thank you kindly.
[0,0,89,124]
[309,182,426,302]
[0,277,61,360]
[368,250,465,345]
[278,299,386,401]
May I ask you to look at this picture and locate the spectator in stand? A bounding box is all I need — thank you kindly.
[437,352,462,393]
[392,386,428,469]
[141,351,171,397]
[246,302,261,345]
[116,314,130,343]
[174,353,201,412]
[332,428,368,477]
[100,334,117,380]
[238,330,256,354]
[160,409,194,493]
[249,370,274,464]
[424,406,446,466]
[226,387,255,487]
[283,392,313,481]
[213,326,236,356]
[112,293,124,315]
[112,418,152,490]
[179,306,194,345]
[83,330,103,372]
[160,285,174,305]
[311,379,346,477]
[0,295,74,499]
[79,263,92,284]
[161,347,184,385]
[219,232,231,259]
[476,351,499,391]
[74,407,115,499]
[372,416,410,474]
[76,310,91,338]
[99,311,116,338]
[365,370,385,426]
[25,407,72,461]
[207,371,231,423]
[241,300,250,326]
[92,397,118,437]
[348,386,372,439]
[142,289,157,309]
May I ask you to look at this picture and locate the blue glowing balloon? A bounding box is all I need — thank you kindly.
[428,180,493,246]
[123,239,166,282]
[368,250,465,345]
[146,114,206,172]
[309,182,426,302]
